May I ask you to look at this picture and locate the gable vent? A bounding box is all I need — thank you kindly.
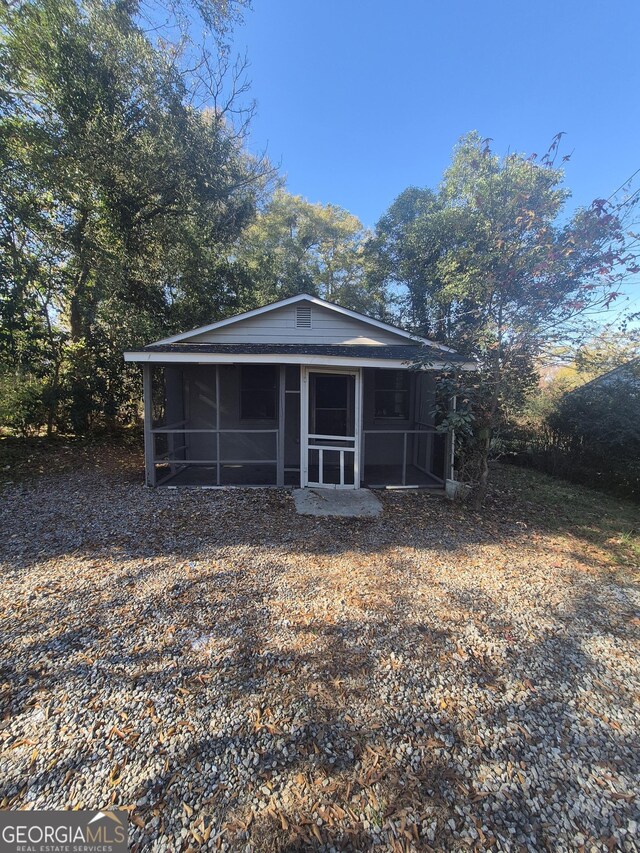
[296,305,312,328]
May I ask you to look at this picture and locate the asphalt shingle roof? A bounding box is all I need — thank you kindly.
[142,342,470,363]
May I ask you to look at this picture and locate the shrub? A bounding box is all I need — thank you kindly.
[509,361,640,500]
[0,375,52,437]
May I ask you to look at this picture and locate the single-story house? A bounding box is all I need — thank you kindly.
[124,294,475,489]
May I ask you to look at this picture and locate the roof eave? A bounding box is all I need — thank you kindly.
[124,350,477,371]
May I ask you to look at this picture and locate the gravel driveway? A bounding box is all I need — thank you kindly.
[1,448,639,852]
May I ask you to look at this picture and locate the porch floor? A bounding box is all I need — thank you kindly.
[154,463,443,488]
[362,464,443,489]
[157,464,278,487]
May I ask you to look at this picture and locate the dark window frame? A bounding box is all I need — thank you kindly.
[373,369,411,420]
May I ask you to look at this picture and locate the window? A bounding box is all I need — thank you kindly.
[374,369,410,419]
[240,365,277,419]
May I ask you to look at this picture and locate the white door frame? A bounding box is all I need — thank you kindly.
[300,366,361,489]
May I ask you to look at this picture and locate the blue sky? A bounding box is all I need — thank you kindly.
[229,0,640,232]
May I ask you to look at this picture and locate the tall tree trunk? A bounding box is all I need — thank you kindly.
[46,357,61,438]
[69,208,92,342]
[472,298,503,509]
[69,262,91,342]
[473,429,491,509]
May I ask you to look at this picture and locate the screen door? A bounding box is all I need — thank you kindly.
[302,368,360,488]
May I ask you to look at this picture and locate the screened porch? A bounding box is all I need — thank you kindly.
[143,363,450,489]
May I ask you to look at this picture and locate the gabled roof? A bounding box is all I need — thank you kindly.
[151,292,457,352]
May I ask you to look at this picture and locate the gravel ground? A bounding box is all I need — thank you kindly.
[1,447,639,852]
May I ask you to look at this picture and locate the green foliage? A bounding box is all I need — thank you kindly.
[234,190,386,316]
[550,364,640,451]
[573,327,640,378]
[515,322,640,447]
[365,187,452,334]
[0,0,270,434]
[373,132,637,497]
[0,374,52,436]
[504,339,640,498]
[520,361,640,499]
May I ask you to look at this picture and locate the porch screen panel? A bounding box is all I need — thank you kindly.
[187,366,218,461]
[321,449,354,485]
[308,449,320,484]
[284,394,300,469]
[240,365,277,420]
[363,432,401,485]
[374,370,410,419]
[220,463,277,486]
[285,364,301,391]
[431,432,447,480]
[414,372,434,477]
[309,374,355,436]
[219,431,277,462]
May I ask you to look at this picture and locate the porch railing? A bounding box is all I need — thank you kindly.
[151,425,446,488]
[151,425,279,486]
[306,432,357,487]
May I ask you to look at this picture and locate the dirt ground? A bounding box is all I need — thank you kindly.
[0,441,638,852]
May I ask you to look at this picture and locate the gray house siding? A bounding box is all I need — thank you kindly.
[187,303,408,346]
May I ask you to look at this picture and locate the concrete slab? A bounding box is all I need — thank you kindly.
[292,488,383,518]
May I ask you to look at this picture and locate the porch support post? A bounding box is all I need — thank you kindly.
[444,394,457,481]
[355,367,363,488]
[143,364,156,487]
[300,366,308,488]
[402,432,407,486]
[215,366,221,487]
[277,366,285,487]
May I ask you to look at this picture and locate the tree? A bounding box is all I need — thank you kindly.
[0,0,269,432]
[572,324,640,378]
[364,187,472,336]
[370,132,639,501]
[235,190,386,316]
[545,359,640,499]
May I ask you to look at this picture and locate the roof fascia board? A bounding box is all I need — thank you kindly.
[298,295,455,351]
[124,350,477,371]
[152,293,310,345]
